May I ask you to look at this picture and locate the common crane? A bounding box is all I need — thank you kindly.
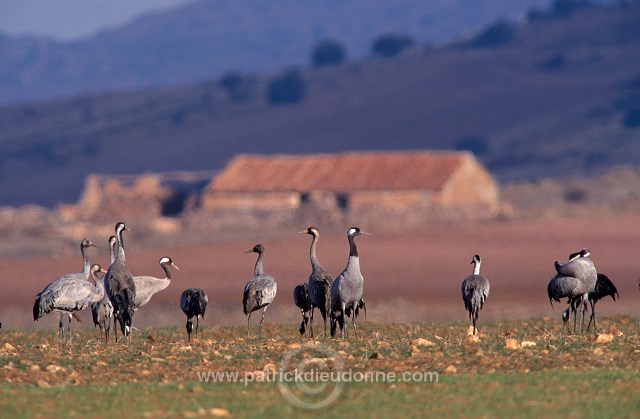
[133,257,179,309]
[461,255,490,335]
[242,244,277,338]
[299,227,334,337]
[330,227,369,340]
[293,283,312,337]
[548,248,597,333]
[91,235,117,342]
[104,222,136,342]
[180,288,208,340]
[33,263,106,341]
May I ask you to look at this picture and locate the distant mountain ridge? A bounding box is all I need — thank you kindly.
[0,0,555,105]
[0,1,639,208]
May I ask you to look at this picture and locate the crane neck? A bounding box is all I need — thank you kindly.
[81,244,92,279]
[161,262,173,280]
[472,261,481,275]
[254,251,265,276]
[348,235,359,258]
[309,233,321,267]
[116,230,126,262]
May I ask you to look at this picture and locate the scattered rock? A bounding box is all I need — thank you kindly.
[67,370,81,384]
[4,342,15,351]
[465,335,480,343]
[593,347,604,356]
[37,380,51,388]
[596,333,614,343]
[288,343,301,349]
[263,363,277,373]
[30,364,41,372]
[505,339,520,350]
[467,325,477,336]
[411,338,435,347]
[444,365,457,374]
[521,341,537,348]
[46,364,66,373]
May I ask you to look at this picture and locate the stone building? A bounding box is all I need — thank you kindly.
[199,151,500,229]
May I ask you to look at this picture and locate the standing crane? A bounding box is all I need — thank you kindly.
[293,283,312,337]
[33,238,98,340]
[242,244,277,338]
[330,227,369,339]
[91,235,116,342]
[104,222,136,342]
[33,263,106,341]
[133,257,179,309]
[180,288,208,340]
[299,227,334,337]
[548,248,597,333]
[461,255,490,336]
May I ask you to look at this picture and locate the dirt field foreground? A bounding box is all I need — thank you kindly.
[2,214,640,332]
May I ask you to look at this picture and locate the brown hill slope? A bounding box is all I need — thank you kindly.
[0,3,639,207]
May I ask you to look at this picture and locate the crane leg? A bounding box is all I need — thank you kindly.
[580,294,588,333]
[587,300,596,333]
[308,306,314,338]
[341,303,347,340]
[195,315,200,339]
[247,312,252,338]
[260,306,268,339]
[352,312,357,340]
[58,314,64,341]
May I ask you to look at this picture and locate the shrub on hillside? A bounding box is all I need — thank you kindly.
[468,20,515,48]
[267,69,306,105]
[372,34,414,58]
[219,71,255,102]
[312,39,346,67]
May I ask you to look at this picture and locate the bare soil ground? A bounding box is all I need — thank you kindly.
[2,214,639,332]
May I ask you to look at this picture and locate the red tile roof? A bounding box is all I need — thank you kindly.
[209,151,473,193]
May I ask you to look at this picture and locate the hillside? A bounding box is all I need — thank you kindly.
[0,2,639,207]
[0,0,554,105]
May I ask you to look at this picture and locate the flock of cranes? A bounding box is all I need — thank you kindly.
[31,221,620,343]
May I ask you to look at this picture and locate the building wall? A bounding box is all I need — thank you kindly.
[435,157,499,208]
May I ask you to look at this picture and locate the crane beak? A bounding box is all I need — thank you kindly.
[172,263,180,270]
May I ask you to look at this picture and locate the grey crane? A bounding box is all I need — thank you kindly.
[33,263,106,341]
[330,227,369,340]
[299,227,334,337]
[104,221,137,342]
[548,248,597,333]
[242,244,278,338]
[91,235,117,342]
[461,255,491,336]
[562,273,618,333]
[32,238,97,339]
[133,256,179,309]
[180,288,208,340]
[293,283,312,337]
